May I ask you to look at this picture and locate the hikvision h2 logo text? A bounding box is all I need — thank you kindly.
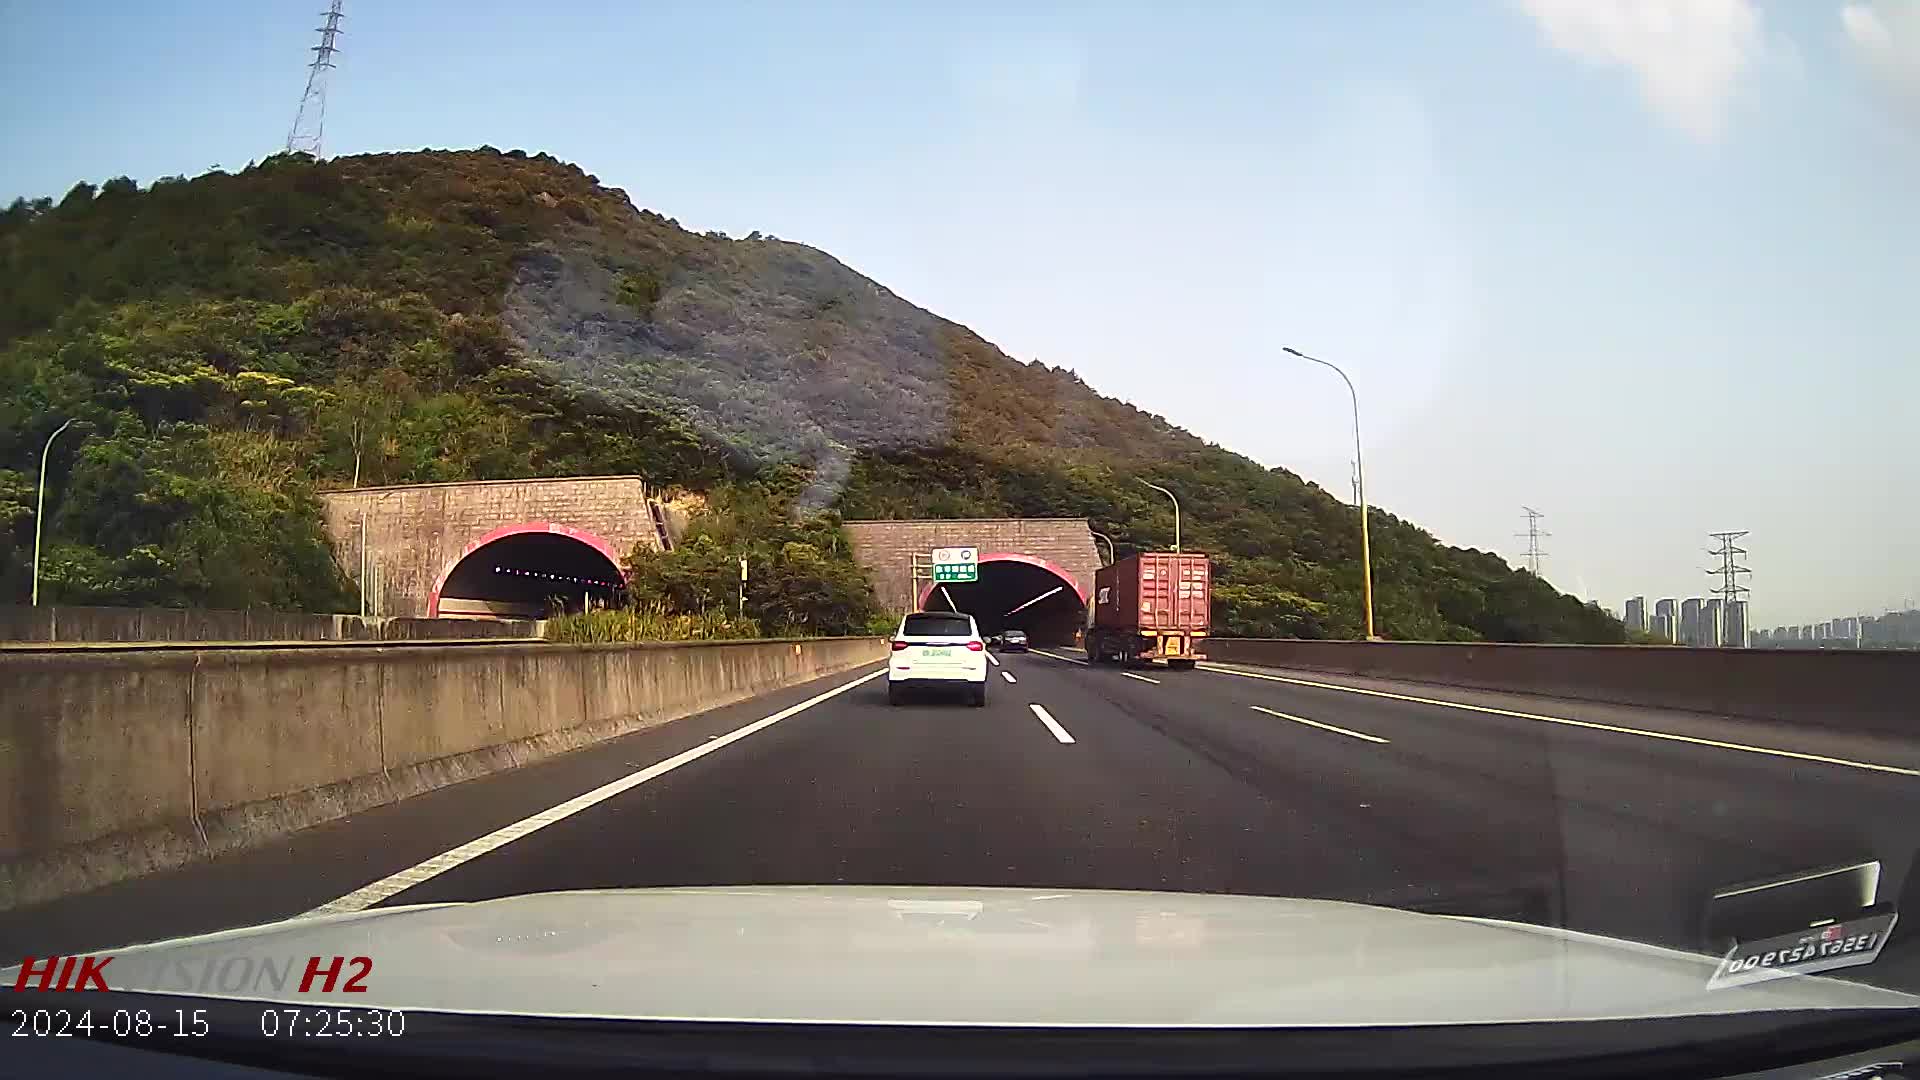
[12,954,373,994]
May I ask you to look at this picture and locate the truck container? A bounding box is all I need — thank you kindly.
[1084,551,1211,668]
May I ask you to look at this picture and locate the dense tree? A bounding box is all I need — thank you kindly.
[623,484,880,636]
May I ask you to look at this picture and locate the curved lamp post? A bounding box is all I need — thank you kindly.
[32,418,76,606]
[1089,529,1116,565]
[1284,346,1375,640]
[1137,479,1180,553]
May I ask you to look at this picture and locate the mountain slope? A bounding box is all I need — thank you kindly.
[0,149,1621,642]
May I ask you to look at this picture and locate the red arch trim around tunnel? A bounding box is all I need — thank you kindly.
[427,521,626,618]
[915,551,1090,610]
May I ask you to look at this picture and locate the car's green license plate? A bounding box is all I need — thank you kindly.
[922,648,951,657]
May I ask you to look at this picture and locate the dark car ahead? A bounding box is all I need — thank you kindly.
[1000,629,1029,651]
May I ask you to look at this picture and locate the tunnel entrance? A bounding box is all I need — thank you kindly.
[918,553,1087,646]
[431,525,626,619]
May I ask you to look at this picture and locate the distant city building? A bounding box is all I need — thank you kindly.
[1816,621,1833,641]
[1802,624,1814,641]
[1624,597,1648,634]
[1701,598,1723,648]
[1752,626,1769,646]
[1838,616,1860,644]
[1724,600,1748,648]
[1653,599,1679,643]
[1861,609,1920,648]
[1680,598,1704,647]
[1785,625,1801,641]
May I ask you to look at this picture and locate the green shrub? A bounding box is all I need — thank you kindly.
[543,603,760,643]
[614,269,664,318]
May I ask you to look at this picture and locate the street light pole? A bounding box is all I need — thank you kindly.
[1088,529,1115,566]
[1137,480,1179,553]
[1284,346,1375,641]
[31,418,75,607]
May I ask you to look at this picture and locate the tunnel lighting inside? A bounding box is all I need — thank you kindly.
[924,558,1085,645]
[440,532,625,618]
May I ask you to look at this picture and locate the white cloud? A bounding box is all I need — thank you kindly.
[1842,1,1920,129]
[1517,0,1763,141]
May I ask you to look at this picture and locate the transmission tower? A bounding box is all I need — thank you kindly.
[1707,530,1752,607]
[285,1,345,157]
[1517,506,1550,575]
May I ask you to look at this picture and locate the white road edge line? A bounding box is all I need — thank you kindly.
[1029,703,1075,744]
[301,667,889,917]
[1002,671,1017,684]
[1034,649,1087,666]
[1202,663,1920,777]
[1121,671,1161,685]
[1249,704,1389,744]
[985,652,999,666]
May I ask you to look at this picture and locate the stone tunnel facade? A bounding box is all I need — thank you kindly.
[319,476,670,618]
[843,519,1102,616]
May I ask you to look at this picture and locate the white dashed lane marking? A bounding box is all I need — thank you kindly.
[1202,663,1918,777]
[1250,704,1390,744]
[1029,704,1075,744]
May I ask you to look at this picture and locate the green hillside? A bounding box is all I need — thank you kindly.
[0,148,1622,642]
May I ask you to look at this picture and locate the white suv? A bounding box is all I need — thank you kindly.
[888,611,989,707]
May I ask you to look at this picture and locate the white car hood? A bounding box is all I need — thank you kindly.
[20,886,1918,1027]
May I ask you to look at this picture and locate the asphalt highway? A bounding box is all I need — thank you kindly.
[7,648,1920,991]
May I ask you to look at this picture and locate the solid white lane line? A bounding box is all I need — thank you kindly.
[1249,704,1390,744]
[1002,671,1017,684]
[1710,862,1881,903]
[1202,664,1920,777]
[1030,704,1075,744]
[986,651,999,666]
[1034,649,1087,666]
[302,668,888,916]
[1121,671,1161,685]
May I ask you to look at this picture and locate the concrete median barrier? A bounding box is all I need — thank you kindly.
[1205,639,1918,735]
[0,604,543,643]
[0,637,885,911]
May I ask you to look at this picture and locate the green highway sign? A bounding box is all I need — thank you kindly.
[932,546,978,583]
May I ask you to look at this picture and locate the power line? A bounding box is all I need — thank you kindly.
[1516,506,1550,576]
[286,1,345,157]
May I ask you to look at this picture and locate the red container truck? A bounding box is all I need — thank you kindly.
[1084,551,1211,668]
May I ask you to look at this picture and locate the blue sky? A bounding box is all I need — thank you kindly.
[3,1,1916,626]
